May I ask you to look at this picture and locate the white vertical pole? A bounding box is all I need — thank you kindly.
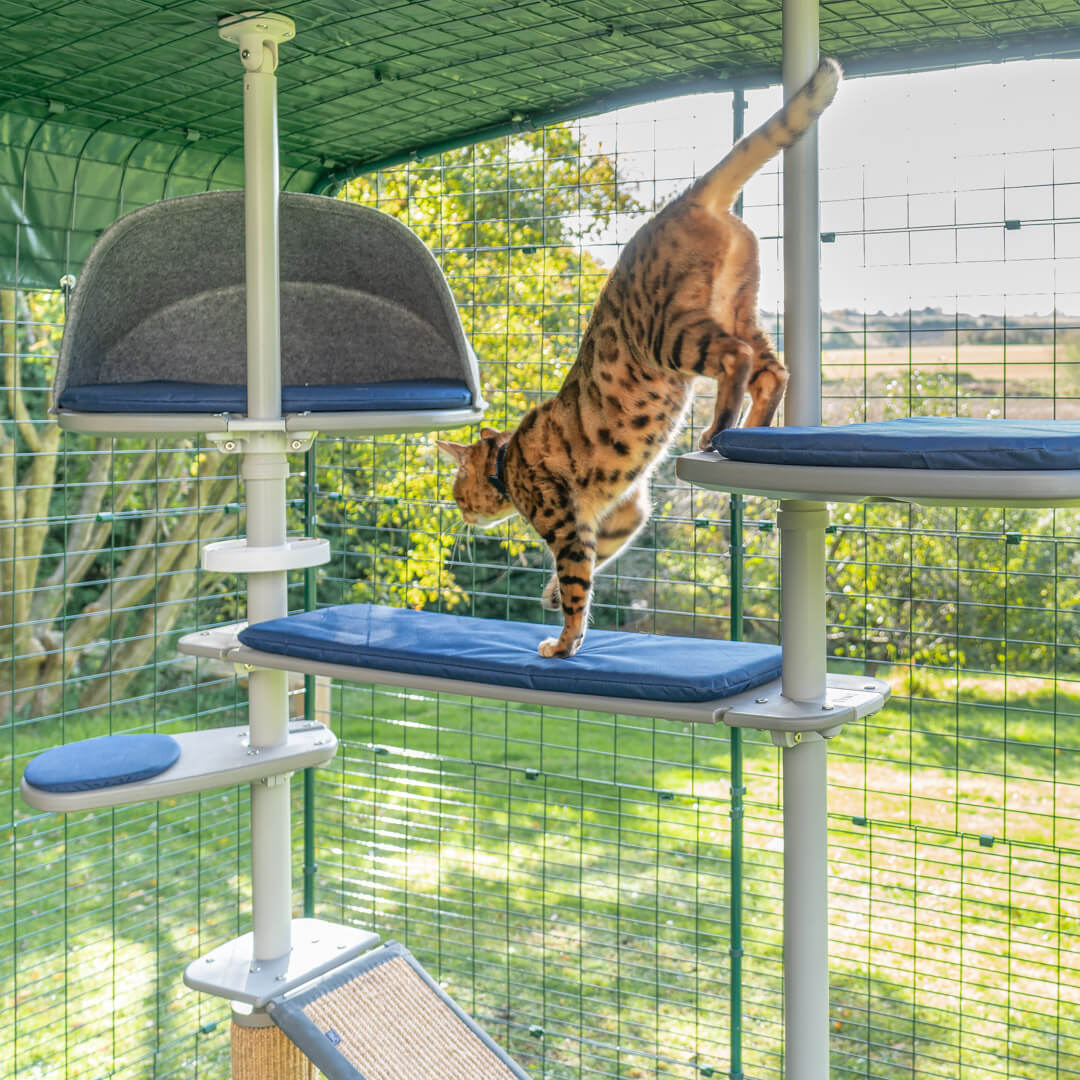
[780,0,830,1077]
[783,0,822,430]
[782,731,829,1080]
[242,55,282,423]
[220,12,296,967]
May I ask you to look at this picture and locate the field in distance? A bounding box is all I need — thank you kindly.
[820,342,1080,422]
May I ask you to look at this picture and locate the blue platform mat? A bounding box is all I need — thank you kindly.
[58,378,472,414]
[238,604,782,704]
[715,417,1080,470]
[24,733,181,793]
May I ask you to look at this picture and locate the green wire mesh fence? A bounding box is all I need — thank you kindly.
[5,56,1080,1080]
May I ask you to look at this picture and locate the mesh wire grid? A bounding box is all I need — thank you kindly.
[1,0,1079,179]
[4,54,1080,1080]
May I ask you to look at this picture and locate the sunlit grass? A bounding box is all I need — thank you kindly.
[7,671,1080,1078]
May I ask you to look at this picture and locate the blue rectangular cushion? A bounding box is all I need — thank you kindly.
[58,378,472,414]
[715,418,1080,470]
[237,604,782,704]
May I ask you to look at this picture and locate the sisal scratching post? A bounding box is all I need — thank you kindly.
[233,1014,315,1080]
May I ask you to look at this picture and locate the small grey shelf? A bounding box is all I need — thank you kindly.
[185,917,382,1008]
[21,720,338,812]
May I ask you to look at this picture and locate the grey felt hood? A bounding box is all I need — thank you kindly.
[54,190,479,406]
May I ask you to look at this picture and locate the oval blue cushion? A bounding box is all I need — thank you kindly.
[24,733,181,793]
[238,604,782,704]
[58,379,472,414]
[715,418,1080,470]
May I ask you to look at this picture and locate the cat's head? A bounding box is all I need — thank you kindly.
[436,427,517,527]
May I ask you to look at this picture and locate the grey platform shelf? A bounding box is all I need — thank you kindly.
[56,404,486,438]
[677,451,1080,508]
[185,917,382,1008]
[180,622,889,736]
[20,720,338,812]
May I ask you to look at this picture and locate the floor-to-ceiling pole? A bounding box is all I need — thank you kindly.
[780,0,830,1077]
[235,12,293,971]
[218,14,308,1080]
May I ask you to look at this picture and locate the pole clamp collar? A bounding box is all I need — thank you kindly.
[218,12,296,74]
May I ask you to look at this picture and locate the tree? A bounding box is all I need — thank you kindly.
[325,126,656,620]
[1,290,241,718]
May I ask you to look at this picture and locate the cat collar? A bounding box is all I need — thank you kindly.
[488,443,509,498]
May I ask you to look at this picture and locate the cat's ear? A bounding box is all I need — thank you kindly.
[481,426,512,447]
[435,440,468,465]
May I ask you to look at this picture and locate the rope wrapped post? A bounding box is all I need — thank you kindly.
[232,1007,315,1080]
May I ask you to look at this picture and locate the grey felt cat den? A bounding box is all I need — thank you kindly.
[53,189,484,435]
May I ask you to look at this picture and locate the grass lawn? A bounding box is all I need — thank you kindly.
[5,670,1080,1078]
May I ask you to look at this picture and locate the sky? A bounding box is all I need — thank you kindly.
[574,57,1080,317]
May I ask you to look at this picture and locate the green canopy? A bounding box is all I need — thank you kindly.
[2,0,1079,288]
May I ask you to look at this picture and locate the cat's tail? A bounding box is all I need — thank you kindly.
[692,57,842,214]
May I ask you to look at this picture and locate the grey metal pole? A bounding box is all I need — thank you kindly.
[781,730,829,1079]
[780,0,831,1077]
[220,11,296,968]
[783,0,822,430]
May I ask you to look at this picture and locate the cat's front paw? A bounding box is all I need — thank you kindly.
[540,576,561,611]
[699,424,719,451]
[538,636,583,659]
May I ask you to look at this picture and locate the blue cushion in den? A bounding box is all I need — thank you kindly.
[58,378,472,414]
[715,417,1080,470]
[238,604,782,704]
[24,733,181,794]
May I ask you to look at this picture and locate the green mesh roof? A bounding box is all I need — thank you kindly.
[2,0,1079,287]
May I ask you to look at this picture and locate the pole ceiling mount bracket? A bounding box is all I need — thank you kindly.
[218,11,296,73]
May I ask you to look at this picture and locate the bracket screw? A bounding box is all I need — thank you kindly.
[241,48,250,59]
[755,697,767,704]
[821,705,834,711]
[291,440,303,450]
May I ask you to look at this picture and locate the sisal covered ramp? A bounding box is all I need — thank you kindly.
[266,942,530,1080]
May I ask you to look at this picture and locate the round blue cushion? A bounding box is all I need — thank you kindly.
[24,733,181,793]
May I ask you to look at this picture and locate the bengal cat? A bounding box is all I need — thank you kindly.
[438,58,841,658]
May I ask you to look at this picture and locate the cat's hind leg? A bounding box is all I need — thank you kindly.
[661,317,754,449]
[542,486,650,610]
[741,329,788,429]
